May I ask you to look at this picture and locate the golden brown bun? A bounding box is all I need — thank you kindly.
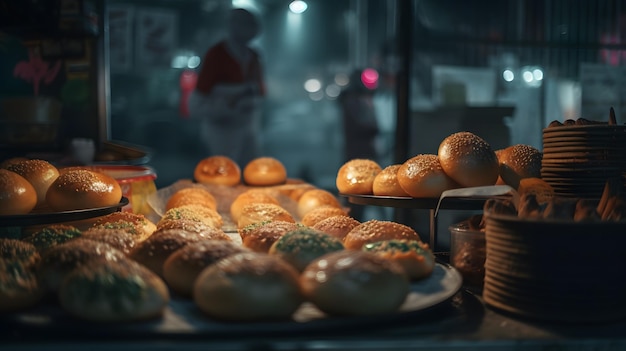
[496,144,543,189]
[45,169,122,211]
[397,154,459,198]
[91,211,156,242]
[335,159,382,195]
[300,206,348,227]
[372,164,410,197]
[243,157,288,186]
[22,224,82,254]
[297,189,342,218]
[239,220,301,253]
[166,187,217,212]
[6,159,59,207]
[0,238,40,268]
[80,227,139,255]
[312,215,361,241]
[300,250,410,316]
[362,239,435,280]
[159,204,223,230]
[163,240,249,297]
[229,189,280,224]
[269,228,345,272]
[237,202,295,230]
[438,131,499,187]
[0,157,29,169]
[343,220,422,250]
[0,259,44,312]
[194,155,241,186]
[0,169,37,215]
[58,259,169,322]
[193,252,303,321]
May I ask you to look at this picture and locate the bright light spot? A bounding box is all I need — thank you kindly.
[289,0,308,14]
[187,55,201,69]
[171,55,188,69]
[325,84,341,99]
[361,68,379,89]
[533,68,544,81]
[309,90,324,101]
[522,70,534,83]
[304,78,322,93]
[334,73,349,86]
[502,69,515,82]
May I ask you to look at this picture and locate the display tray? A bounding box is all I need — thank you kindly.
[0,263,462,338]
[342,194,491,210]
[0,197,129,227]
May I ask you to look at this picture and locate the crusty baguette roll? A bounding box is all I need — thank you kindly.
[343,220,423,250]
[438,131,499,188]
[193,252,303,321]
[297,189,342,218]
[5,159,59,208]
[0,169,37,215]
[194,155,241,186]
[336,158,382,195]
[372,164,410,197]
[397,154,459,198]
[46,169,122,211]
[300,250,410,316]
[243,157,288,186]
[166,187,217,212]
[496,144,543,190]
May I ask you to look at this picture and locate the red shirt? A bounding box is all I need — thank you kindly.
[195,41,265,95]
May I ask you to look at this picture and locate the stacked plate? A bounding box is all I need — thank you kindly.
[482,211,626,323]
[541,124,626,199]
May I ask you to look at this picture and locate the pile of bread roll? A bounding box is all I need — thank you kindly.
[336,131,543,198]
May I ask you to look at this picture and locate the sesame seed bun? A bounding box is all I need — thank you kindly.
[397,154,459,198]
[496,144,543,189]
[336,159,382,195]
[5,159,59,208]
[0,169,37,215]
[438,131,499,188]
[343,219,423,250]
[45,169,122,212]
[372,164,410,197]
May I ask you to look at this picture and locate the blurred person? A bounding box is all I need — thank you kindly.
[190,8,265,167]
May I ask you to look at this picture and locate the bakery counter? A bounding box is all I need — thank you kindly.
[3,288,626,351]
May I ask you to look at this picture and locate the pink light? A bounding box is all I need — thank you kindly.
[360,68,379,89]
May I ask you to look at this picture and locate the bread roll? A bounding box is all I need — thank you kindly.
[166,187,217,211]
[0,156,29,169]
[163,240,249,297]
[6,159,59,208]
[363,239,435,280]
[335,159,382,195]
[237,202,295,230]
[243,157,288,186]
[0,259,43,312]
[397,154,459,198]
[496,144,542,189]
[193,252,303,321]
[0,169,37,215]
[194,155,241,186]
[91,211,156,242]
[229,189,280,224]
[312,215,361,241]
[239,220,301,253]
[58,259,169,322]
[159,204,223,230]
[0,238,40,268]
[372,164,410,197]
[297,189,342,218]
[300,250,410,316]
[22,224,82,253]
[300,206,348,227]
[269,228,345,272]
[437,131,499,187]
[343,220,422,250]
[80,227,139,255]
[46,169,122,211]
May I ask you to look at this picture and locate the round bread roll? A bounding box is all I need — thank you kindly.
[297,189,342,218]
[372,164,410,197]
[438,131,499,188]
[496,144,542,189]
[58,259,169,322]
[6,159,59,208]
[80,227,139,255]
[239,220,301,253]
[0,238,41,268]
[37,239,127,293]
[91,211,156,242]
[0,169,37,215]
[237,202,295,230]
[0,156,29,169]
[193,252,303,321]
[22,224,82,253]
[335,159,382,195]
[194,155,241,186]
[166,187,217,212]
[230,189,280,224]
[397,154,459,198]
[363,239,435,281]
[46,169,122,211]
[269,227,345,272]
[312,215,361,241]
[343,220,422,250]
[300,206,348,227]
[300,250,410,316]
[243,157,288,186]
[159,204,223,230]
[163,240,249,297]
[0,259,43,312]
